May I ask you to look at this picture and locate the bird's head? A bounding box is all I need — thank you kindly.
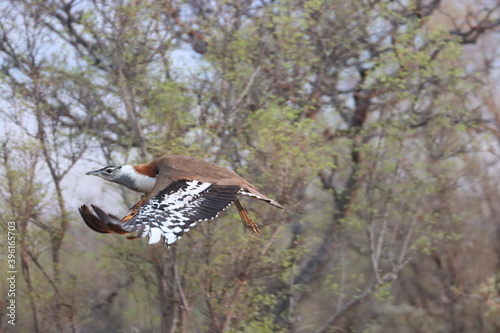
[86,166,123,181]
[85,164,156,193]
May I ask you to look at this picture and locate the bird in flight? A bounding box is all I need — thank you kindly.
[79,155,284,247]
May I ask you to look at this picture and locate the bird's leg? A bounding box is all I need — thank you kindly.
[234,199,261,234]
[129,194,147,210]
[122,195,148,223]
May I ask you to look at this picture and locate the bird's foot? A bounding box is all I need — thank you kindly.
[234,199,261,234]
[243,218,261,234]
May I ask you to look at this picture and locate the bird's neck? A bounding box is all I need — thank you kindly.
[118,164,157,193]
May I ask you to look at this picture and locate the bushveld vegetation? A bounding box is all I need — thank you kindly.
[1,1,500,332]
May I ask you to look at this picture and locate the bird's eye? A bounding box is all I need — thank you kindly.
[106,168,113,173]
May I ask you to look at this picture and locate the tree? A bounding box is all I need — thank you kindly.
[1,0,500,332]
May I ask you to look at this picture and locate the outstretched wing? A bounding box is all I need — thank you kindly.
[122,180,240,246]
[80,180,240,247]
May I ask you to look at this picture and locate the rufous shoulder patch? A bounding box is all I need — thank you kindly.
[133,162,158,178]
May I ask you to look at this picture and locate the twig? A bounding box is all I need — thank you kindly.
[231,66,261,114]
[336,244,346,312]
[398,204,421,265]
[174,260,198,333]
[314,260,409,333]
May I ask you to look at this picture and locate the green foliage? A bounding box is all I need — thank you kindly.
[232,317,285,333]
[374,283,393,302]
[144,80,199,154]
[0,138,46,222]
[245,104,333,198]
[1,0,499,332]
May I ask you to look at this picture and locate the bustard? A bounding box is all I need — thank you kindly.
[79,155,284,247]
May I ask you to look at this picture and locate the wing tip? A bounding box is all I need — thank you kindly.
[269,200,285,209]
[237,189,285,209]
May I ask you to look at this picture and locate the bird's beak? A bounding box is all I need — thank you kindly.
[85,170,100,176]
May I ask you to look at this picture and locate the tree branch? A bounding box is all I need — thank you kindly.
[314,260,410,333]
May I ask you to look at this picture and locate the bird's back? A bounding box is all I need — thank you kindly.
[156,155,283,208]
[157,155,248,185]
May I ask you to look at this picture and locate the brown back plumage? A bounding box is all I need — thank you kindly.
[146,156,284,208]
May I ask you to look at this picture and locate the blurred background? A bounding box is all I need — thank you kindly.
[1,0,500,332]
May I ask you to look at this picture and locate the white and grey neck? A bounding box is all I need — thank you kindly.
[114,165,157,193]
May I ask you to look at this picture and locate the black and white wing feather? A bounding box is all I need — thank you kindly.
[121,180,240,246]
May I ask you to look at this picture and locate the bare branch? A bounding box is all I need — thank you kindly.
[314,260,410,333]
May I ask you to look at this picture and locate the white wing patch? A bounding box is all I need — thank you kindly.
[149,227,163,244]
[122,180,240,247]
